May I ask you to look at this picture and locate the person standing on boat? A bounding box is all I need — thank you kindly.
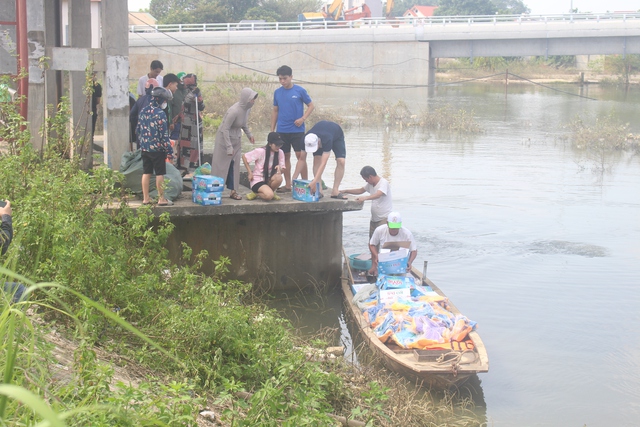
[340,166,392,238]
[368,212,417,276]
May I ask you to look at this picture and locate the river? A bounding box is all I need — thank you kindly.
[251,82,640,427]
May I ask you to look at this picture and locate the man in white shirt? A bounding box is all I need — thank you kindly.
[341,166,392,238]
[368,212,417,276]
[137,60,164,98]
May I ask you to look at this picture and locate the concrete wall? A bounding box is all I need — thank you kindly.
[165,211,344,292]
[129,27,431,86]
[129,19,640,87]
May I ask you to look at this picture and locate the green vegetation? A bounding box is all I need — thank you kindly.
[150,0,323,24]
[199,74,344,137]
[588,54,640,85]
[435,0,529,16]
[354,99,482,133]
[568,111,639,171]
[1,77,484,425]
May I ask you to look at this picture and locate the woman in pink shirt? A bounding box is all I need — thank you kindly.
[242,132,286,201]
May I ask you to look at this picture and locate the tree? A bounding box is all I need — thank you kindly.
[390,0,437,17]
[491,0,530,14]
[434,0,497,16]
[149,0,323,24]
[258,0,324,22]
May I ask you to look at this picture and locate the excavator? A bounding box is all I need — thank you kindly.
[298,0,392,22]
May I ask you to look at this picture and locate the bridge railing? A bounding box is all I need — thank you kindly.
[130,12,640,33]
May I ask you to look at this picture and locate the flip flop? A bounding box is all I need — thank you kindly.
[142,201,153,205]
[229,192,242,200]
[157,200,174,206]
[330,193,348,200]
[276,187,291,193]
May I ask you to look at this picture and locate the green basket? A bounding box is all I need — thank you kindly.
[348,253,372,271]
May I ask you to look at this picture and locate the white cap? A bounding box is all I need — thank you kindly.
[387,211,402,229]
[304,133,319,153]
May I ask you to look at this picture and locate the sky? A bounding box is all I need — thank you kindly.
[127,0,639,16]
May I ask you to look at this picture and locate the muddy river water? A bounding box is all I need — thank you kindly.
[245,82,640,427]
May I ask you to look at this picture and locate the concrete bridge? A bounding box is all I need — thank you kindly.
[129,13,640,87]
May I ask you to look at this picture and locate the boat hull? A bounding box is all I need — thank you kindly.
[341,252,489,388]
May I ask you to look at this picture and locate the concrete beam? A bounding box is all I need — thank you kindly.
[101,0,129,170]
[68,0,92,164]
[26,0,46,147]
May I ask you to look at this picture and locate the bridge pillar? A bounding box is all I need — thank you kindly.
[428,46,436,93]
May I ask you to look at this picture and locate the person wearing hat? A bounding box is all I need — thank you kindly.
[241,132,286,201]
[211,87,258,200]
[303,120,347,199]
[169,72,187,140]
[178,73,205,169]
[368,211,418,276]
[136,86,175,206]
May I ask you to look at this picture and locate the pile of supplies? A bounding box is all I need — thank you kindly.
[351,248,477,350]
[191,163,224,206]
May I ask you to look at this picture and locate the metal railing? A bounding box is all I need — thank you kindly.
[129,12,640,33]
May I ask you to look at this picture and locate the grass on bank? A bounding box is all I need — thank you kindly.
[1,84,484,425]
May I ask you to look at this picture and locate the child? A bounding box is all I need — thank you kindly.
[242,132,286,201]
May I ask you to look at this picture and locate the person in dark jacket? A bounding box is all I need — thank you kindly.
[1,200,26,303]
[136,87,174,206]
[130,78,160,148]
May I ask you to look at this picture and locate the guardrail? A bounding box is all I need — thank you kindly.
[130,13,640,33]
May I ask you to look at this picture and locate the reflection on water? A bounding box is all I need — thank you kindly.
[262,83,640,427]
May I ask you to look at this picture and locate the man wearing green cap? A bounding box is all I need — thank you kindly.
[368,211,417,276]
[170,72,187,140]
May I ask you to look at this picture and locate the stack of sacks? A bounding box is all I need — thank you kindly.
[353,273,477,350]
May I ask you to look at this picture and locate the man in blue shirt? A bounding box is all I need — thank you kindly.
[303,120,347,199]
[270,65,315,192]
[136,87,174,206]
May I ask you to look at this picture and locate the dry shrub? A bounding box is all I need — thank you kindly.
[420,105,483,133]
[199,74,348,132]
[356,99,416,127]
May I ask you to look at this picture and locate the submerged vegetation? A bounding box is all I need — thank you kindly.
[1,78,484,425]
[567,110,639,171]
[354,99,483,133]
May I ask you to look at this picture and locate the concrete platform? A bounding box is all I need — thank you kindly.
[133,188,363,292]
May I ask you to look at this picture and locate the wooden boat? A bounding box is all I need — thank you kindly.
[342,250,489,388]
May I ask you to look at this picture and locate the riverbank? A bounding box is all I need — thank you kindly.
[436,59,640,85]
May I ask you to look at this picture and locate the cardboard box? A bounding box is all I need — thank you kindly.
[379,288,411,304]
[378,248,409,274]
[292,179,320,202]
[192,190,223,206]
[192,175,225,193]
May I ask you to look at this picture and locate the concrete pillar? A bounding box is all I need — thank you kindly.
[101,0,130,170]
[68,0,92,164]
[428,44,436,93]
[42,0,61,154]
[26,0,46,150]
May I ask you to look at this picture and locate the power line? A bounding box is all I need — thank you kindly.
[128,13,599,97]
